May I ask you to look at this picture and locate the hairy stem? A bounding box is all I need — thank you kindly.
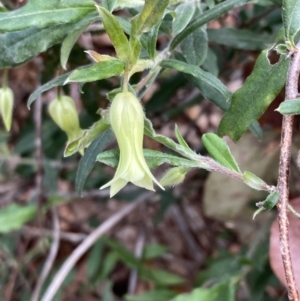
[277,43,300,301]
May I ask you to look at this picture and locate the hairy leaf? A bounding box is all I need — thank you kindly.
[96,6,129,61]
[276,99,300,115]
[0,0,96,32]
[181,26,208,66]
[131,0,170,35]
[170,0,250,50]
[65,60,125,84]
[202,133,241,173]
[160,59,230,102]
[0,13,97,69]
[218,50,290,142]
[60,16,94,69]
[282,0,300,48]
[172,1,196,36]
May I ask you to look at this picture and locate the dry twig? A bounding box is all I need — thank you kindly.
[277,43,300,301]
[41,193,150,301]
[31,208,60,301]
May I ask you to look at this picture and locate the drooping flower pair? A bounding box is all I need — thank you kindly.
[100,92,164,197]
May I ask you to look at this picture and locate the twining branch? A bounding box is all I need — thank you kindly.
[277,43,300,301]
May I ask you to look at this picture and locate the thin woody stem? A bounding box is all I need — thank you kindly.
[277,43,300,301]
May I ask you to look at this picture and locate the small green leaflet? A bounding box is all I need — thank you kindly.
[96,6,129,62]
[276,99,300,115]
[172,1,196,36]
[263,191,279,210]
[175,124,190,150]
[202,133,241,173]
[282,0,300,49]
[65,60,125,84]
[218,50,290,142]
[131,0,170,35]
[243,171,269,191]
[0,203,36,233]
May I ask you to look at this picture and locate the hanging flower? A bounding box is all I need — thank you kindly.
[100,91,164,197]
[49,96,82,142]
[0,87,14,131]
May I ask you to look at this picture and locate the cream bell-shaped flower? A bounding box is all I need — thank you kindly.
[49,96,82,142]
[0,87,14,131]
[100,92,164,197]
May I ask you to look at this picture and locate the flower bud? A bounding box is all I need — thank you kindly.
[100,91,164,197]
[49,96,82,141]
[159,167,188,187]
[0,87,14,131]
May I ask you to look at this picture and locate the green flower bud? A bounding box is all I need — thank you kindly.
[0,87,14,131]
[49,96,82,141]
[159,167,188,187]
[100,92,164,197]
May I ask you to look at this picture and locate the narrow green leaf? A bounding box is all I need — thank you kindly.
[76,129,113,195]
[253,207,266,220]
[101,0,117,12]
[61,17,93,70]
[27,71,75,108]
[202,132,241,173]
[128,34,142,67]
[144,20,162,60]
[208,28,275,50]
[170,0,250,50]
[144,118,208,166]
[97,148,200,169]
[243,171,269,191]
[180,25,208,66]
[0,0,96,32]
[64,120,110,157]
[65,60,125,84]
[282,0,300,48]
[263,191,279,210]
[160,59,230,102]
[175,124,190,149]
[96,6,129,61]
[172,2,196,36]
[218,50,290,142]
[0,204,36,233]
[276,99,300,115]
[131,0,170,35]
